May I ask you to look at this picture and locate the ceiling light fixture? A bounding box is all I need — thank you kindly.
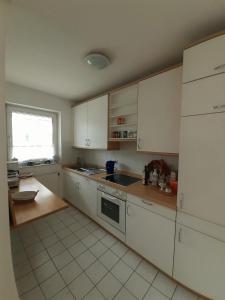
[84,52,110,70]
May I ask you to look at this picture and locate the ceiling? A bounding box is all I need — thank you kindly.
[6,0,225,101]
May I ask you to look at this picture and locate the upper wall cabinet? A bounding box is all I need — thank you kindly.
[108,85,138,142]
[73,95,108,149]
[183,34,225,83]
[137,66,182,154]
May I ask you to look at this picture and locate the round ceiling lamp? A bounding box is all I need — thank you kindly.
[84,52,110,70]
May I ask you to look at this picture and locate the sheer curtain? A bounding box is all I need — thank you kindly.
[7,105,58,162]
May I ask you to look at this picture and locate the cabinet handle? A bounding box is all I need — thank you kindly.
[179,192,184,209]
[142,200,153,206]
[178,228,182,243]
[126,204,131,216]
[212,104,225,110]
[137,138,141,150]
[214,63,225,71]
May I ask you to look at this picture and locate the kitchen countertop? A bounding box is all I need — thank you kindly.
[63,166,177,210]
[9,177,69,227]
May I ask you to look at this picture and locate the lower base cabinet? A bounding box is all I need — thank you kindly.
[63,171,97,221]
[126,200,175,275]
[174,224,225,300]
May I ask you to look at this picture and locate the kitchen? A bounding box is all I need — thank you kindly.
[1,1,225,300]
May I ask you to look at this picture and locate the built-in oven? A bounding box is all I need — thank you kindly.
[97,184,126,233]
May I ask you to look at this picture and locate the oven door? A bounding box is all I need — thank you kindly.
[97,191,125,233]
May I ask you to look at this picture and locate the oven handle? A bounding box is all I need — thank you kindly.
[101,192,121,204]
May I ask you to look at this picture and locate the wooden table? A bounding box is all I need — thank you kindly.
[9,177,69,228]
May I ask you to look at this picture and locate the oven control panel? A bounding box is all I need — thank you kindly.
[98,184,127,201]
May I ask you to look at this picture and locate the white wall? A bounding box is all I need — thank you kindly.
[5,82,76,164]
[0,1,19,299]
[77,143,178,174]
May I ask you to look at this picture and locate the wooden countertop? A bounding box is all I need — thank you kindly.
[63,167,177,210]
[9,177,69,227]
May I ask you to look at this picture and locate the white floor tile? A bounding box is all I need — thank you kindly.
[68,221,82,232]
[81,234,98,248]
[97,272,122,299]
[114,287,138,300]
[60,260,82,284]
[99,249,119,270]
[20,286,45,300]
[50,221,66,232]
[62,216,76,226]
[136,259,158,283]
[34,260,57,283]
[50,287,74,300]
[52,250,73,270]
[89,240,107,257]
[101,233,117,248]
[29,250,50,269]
[85,260,108,284]
[111,241,128,257]
[61,233,79,248]
[68,241,86,258]
[13,249,28,265]
[47,241,66,258]
[16,272,38,295]
[22,235,40,248]
[144,286,169,300]
[172,286,198,300]
[69,272,94,300]
[85,221,99,233]
[122,250,142,269]
[75,228,90,239]
[41,234,59,248]
[125,272,150,299]
[14,260,32,280]
[56,227,72,239]
[93,227,107,239]
[40,273,65,299]
[111,260,133,284]
[153,272,177,298]
[76,249,96,270]
[83,287,105,300]
[25,242,45,258]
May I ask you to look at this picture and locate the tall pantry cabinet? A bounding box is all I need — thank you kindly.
[174,34,225,300]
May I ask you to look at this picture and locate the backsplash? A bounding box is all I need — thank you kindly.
[76,143,178,175]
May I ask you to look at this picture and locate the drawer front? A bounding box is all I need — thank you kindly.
[182,72,225,116]
[127,193,176,221]
[183,34,225,83]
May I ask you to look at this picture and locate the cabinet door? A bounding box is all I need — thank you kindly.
[87,95,108,149]
[79,177,97,220]
[126,202,175,275]
[182,72,225,116]
[178,113,225,226]
[36,173,60,196]
[63,172,80,208]
[174,224,225,300]
[183,34,225,83]
[73,102,88,148]
[137,67,182,154]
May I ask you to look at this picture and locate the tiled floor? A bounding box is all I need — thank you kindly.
[11,206,202,300]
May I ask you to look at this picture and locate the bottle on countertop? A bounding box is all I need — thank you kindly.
[151,169,158,186]
[142,165,149,185]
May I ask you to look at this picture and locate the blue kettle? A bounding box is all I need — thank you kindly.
[105,160,116,174]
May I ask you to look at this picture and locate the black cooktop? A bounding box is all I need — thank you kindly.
[104,174,140,186]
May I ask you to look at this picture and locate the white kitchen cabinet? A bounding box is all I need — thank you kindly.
[137,66,182,154]
[183,34,225,83]
[174,224,225,300]
[182,72,225,116]
[178,113,225,226]
[36,172,60,196]
[63,171,97,220]
[87,95,108,149]
[73,102,88,148]
[73,95,108,149]
[126,196,175,275]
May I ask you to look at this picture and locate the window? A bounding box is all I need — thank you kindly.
[7,105,58,162]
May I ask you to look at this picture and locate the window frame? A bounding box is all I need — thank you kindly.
[6,104,59,163]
